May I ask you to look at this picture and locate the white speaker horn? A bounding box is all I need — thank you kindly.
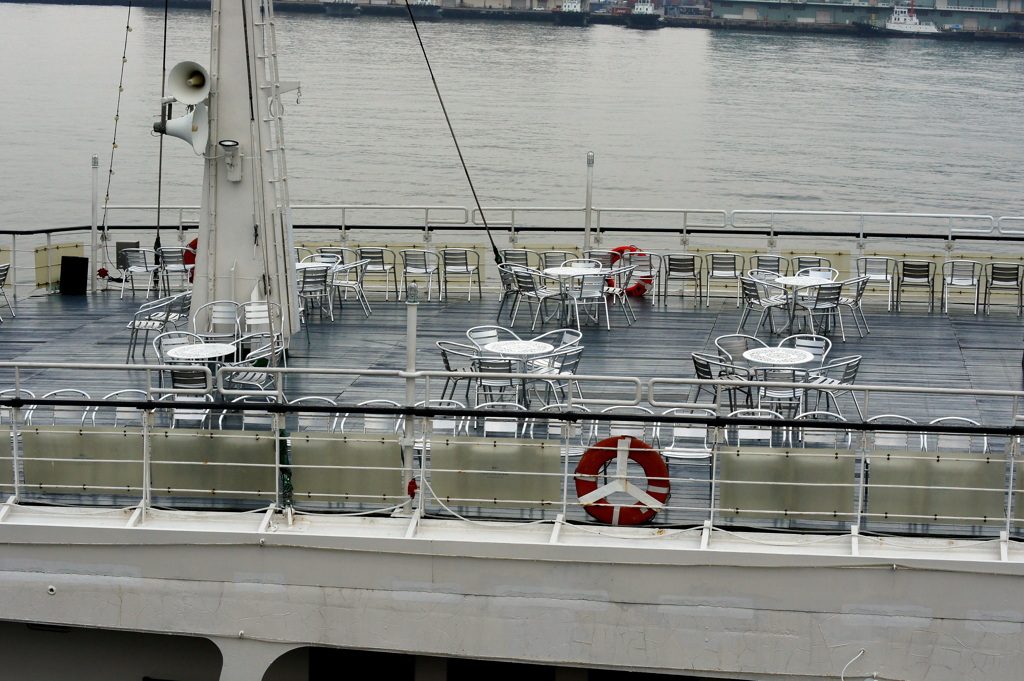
[168,61,210,105]
[163,103,209,155]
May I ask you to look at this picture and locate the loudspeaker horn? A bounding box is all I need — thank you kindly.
[163,102,209,155]
[168,61,210,105]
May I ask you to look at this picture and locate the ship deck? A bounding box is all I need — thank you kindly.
[2,282,1023,425]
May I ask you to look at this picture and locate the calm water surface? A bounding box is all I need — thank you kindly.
[1,5,1023,231]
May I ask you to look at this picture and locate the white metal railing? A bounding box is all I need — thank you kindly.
[2,364,1023,538]
[6,200,1024,308]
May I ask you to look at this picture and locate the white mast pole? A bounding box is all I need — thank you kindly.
[191,0,299,338]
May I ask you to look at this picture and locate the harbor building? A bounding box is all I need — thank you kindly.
[710,0,1024,32]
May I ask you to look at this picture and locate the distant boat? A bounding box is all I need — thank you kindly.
[854,2,973,39]
[411,0,443,21]
[554,0,590,26]
[625,0,664,29]
[325,0,362,17]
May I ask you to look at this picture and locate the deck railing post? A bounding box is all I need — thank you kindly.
[91,154,99,293]
[399,282,419,516]
[9,233,17,305]
[584,151,594,252]
[142,406,153,514]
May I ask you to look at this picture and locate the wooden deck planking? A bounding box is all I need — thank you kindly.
[1,286,1023,427]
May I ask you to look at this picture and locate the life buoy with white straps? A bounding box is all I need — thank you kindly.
[609,245,652,296]
[574,435,670,525]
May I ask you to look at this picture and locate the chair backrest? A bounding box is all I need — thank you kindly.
[658,408,716,455]
[0,263,11,287]
[466,325,519,349]
[715,334,767,362]
[856,256,894,279]
[237,300,282,337]
[341,399,403,434]
[796,266,839,281]
[793,256,831,271]
[441,248,477,270]
[927,416,988,454]
[561,258,602,269]
[747,269,781,283]
[583,250,617,268]
[152,331,204,361]
[987,262,1024,286]
[793,411,850,448]
[31,389,93,425]
[899,260,934,281]
[726,408,783,447]
[501,249,538,269]
[302,253,341,267]
[867,414,923,450]
[123,248,153,269]
[401,249,439,271]
[193,300,240,336]
[840,275,870,301]
[157,247,187,267]
[530,328,582,349]
[665,253,700,278]
[477,402,529,438]
[943,259,980,283]
[97,389,149,427]
[707,253,743,276]
[541,250,577,269]
[750,254,789,275]
[805,282,843,306]
[606,265,635,290]
[691,353,716,381]
[318,246,357,264]
[622,251,660,273]
[357,247,395,269]
[600,405,655,441]
[778,334,831,366]
[437,340,478,371]
[289,396,339,432]
[298,265,330,291]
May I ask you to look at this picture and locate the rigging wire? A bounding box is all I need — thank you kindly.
[401,1,503,265]
[99,1,136,271]
[154,0,171,256]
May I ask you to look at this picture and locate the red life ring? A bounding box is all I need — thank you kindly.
[574,435,670,525]
[609,245,652,296]
[185,238,198,283]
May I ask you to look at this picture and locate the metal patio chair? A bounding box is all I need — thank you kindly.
[749,254,790,276]
[856,256,896,311]
[440,248,482,301]
[500,248,540,270]
[982,262,1024,316]
[705,252,744,307]
[119,248,159,298]
[662,253,702,305]
[804,355,863,420]
[399,249,441,301]
[0,262,15,320]
[940,259,982,314]
[357,247,399,301]
[330,260,373,317]
[895,259,936,311]
[837,275,871,337]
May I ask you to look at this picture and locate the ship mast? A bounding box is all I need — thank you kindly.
[191,0,299,337]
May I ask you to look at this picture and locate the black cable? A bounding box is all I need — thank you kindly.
[155,0,170,257]
[401,2,503,265]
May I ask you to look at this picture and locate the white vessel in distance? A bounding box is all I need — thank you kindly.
[885,1,940,34]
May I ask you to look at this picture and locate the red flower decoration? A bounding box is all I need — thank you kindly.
[97,268,109,279]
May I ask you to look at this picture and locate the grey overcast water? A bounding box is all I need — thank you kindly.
[1,4,1023,232]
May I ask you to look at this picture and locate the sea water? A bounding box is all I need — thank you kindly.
[1,4,1023,233]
